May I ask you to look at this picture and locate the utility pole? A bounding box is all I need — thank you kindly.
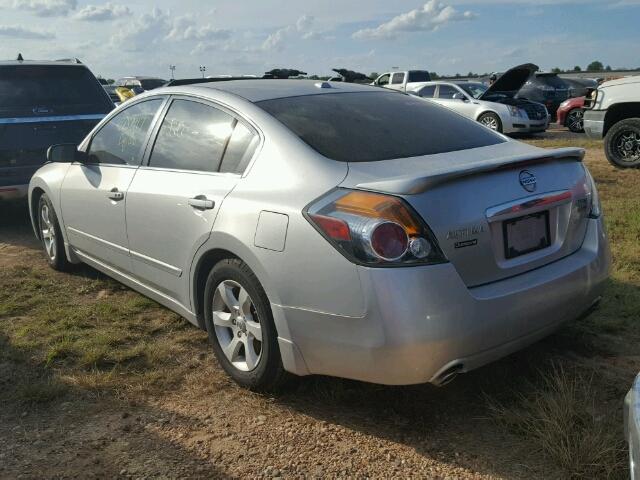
[199,65,206,78]
[169,65,176,79]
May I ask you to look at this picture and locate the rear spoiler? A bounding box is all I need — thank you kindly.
[355,147,585,195]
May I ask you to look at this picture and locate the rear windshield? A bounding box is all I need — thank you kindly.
[0,65,112,116]
[535,75,569,89]
[140,79,166,90]
[407,71,431,83]
[257,91,505,162]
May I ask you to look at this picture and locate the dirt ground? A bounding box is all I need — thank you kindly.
[1,128,638,479]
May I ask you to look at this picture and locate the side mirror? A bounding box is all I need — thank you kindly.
[46,144,87,163]
[452,93,468,101]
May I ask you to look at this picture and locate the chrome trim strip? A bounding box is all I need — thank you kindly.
[0,114,106,125]
[66,226,129,254]
[130,249,182,277]
[486,190,572,222]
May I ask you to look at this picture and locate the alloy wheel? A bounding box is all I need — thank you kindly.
[212,279,263,372]
[614,130,640,164]
[480,115,499,131]
[566,109,584,132]
[40,203,57,261]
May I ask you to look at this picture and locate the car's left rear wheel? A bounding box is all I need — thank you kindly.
[203,258,290,392]
[38,193,69,271]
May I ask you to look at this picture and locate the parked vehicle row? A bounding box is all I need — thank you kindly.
[409,64,549,134]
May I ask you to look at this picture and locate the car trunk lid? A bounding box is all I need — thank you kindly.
[341,142,592,287]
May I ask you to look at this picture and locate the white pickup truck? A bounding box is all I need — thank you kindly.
[371,70,432,92]
[583,76,640,168]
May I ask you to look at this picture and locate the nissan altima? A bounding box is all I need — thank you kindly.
[29,79,610,391]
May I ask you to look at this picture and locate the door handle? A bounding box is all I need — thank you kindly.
[108,188,125,201]
[188,195,215,210]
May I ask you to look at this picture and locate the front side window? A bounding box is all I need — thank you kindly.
[437,85,459,99]
[418,85,436,98]
[377,74,390,86]
[88,99,163,165]
[148,99,234,172]
[391,73,405,85]
[407,71,431,83]
[257,92,505,162]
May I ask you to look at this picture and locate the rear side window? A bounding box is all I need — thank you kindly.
[88,99,162,165]
[0,65,112,117]
[257,92,504,162]
[149,99,234,172]
[220,122,259,174]
[437,85,458,99]
[407,71,431,83]
[535,76,569,89]
[391,73,405,85]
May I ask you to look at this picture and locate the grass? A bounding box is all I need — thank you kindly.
[486,364,626,479]
[0,262,208,404]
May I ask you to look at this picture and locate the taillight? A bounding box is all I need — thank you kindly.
[305,189,446,266]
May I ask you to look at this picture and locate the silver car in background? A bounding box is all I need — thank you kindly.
[411,63,549,134]
[29,80,609,391]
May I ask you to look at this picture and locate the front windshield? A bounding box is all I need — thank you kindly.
[458,82,488,99]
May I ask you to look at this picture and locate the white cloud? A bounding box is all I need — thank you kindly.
[166,15,231,42]
[8,0,76,17]
[0,24,54,38]
[353,0,476,40]
[261,14,328,51]
[74,3,130,21]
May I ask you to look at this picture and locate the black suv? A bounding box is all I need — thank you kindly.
[0,59,114,200]
[516,73,571,119]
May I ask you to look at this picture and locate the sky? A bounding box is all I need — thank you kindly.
[0,0,638,80]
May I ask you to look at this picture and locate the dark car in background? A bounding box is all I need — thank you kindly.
[517,72,571,119]
[0,59,114,200]
[561,77,598,98]
[114,76,167,92]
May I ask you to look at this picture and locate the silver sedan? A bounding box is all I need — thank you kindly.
[29,80,610,391]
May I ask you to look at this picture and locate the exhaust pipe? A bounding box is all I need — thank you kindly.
[432,364,464,387]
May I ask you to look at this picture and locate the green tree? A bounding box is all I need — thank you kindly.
[605,65,612,71]
[430,72,439,79]
[587,61,604,72]
[551,67,562,73]
[368,72,379,80]
[573,66,582,72]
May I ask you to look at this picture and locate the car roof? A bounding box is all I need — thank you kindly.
[0,60,87,67]
[162,79,381,102]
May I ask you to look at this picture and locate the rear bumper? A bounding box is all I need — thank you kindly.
[276,217,610,385]
[0,184,28,200]
[584,109,606,139]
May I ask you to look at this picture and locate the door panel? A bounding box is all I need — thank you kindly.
[60,98,165,273]
[61,164,137,272]
[126,170,237,302]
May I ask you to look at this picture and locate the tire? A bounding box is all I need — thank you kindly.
[37,193,70,271]
[565,108,584,133]
[478,112,502,133]
[604,118,640,168]
[203,258,290,392]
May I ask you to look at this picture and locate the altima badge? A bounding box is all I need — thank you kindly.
[519,170,537,192]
